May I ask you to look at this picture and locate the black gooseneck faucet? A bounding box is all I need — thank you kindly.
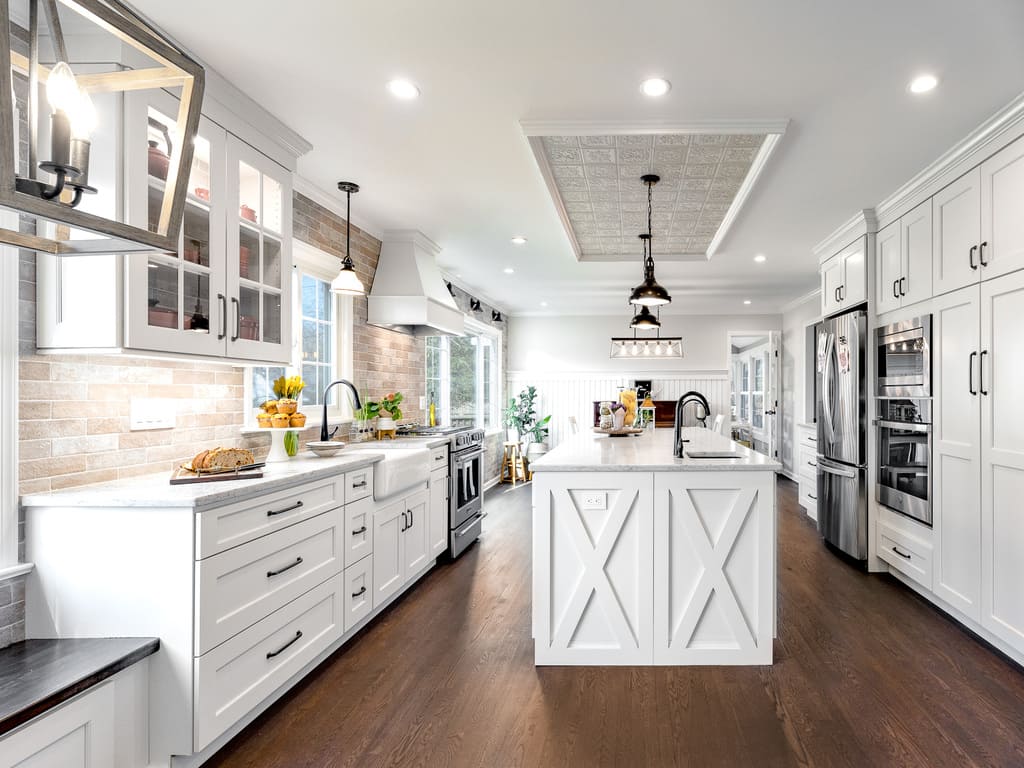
[321,379,362,442]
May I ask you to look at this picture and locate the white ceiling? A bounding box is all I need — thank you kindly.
[130,0,1024,317]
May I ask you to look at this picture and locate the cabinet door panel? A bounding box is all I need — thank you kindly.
[840,240,867,307]
[901,199,933,307]
[821,256,843,316]
[980,271,1024,651]
[372,499,405,609]
[875,221,902,315]
[429,469,449,557]
[933,168,981,295]
[932,286,981,618]
[403,489,431,578]
[981,134,1024,281]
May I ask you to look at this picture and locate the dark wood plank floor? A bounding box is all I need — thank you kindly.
[206,478,1024,768]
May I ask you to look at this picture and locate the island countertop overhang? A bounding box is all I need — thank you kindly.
[529,427,782,472]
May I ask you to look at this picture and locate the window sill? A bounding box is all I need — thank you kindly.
[0,562,33,582]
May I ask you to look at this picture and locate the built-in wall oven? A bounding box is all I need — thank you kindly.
[875,399,932,525]
[876,315,932,397]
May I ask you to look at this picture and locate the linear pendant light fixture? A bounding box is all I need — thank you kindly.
[331,181,365,296]
[628,174,672,306]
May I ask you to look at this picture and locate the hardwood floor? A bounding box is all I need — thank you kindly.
[206,478,1024,768]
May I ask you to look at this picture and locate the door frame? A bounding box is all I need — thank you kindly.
[725,329,781,461]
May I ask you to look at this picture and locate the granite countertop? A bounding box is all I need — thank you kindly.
[20,450,385,511]
[0,637,159,737]
[529,427,782,472]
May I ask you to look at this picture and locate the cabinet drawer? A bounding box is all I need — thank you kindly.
[193,574,343,752]
[344,555,373,633]
[345,467,372,503]
[196,476,345,559]
[429,446,448,471]
[344,496,373,568]
[878,525,932,589]
[195,509,343,655]
[798,444,818,483]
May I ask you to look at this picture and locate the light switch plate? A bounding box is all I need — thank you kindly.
[580,491,607,510]
[129,398,175,431]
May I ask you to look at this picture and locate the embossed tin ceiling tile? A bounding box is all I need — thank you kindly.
[654,148,685,164]
[543,136,581,148]
[563,201,594,213]
[558,177,589,189]
[654,134,691,146]
[728,134,765,147]
[710,176,742,192]
[694,135,730,146]
[681,178,713,191]
[616,135,653,147]
[579,135,616,147]
[620,201,646,212]
[680,190,709,204]
[559,189,590,202]
[552,164,585,179]
[701,202,732,214]
[582,148,617,164]
[722,147,758,163]
[718,162,753,178]
[618,164,645,179]
[686,146,726,163]
[683,164,717,178]
[707,189,736,203]
[546,147,583,164]
[589,190,619,202]
[694,222,720,236]
[677,201,704,212]
[587,176,618,190]
[585,164,618,179]
[617,148,651,164]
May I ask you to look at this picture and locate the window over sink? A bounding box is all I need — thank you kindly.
[426,317,501,431]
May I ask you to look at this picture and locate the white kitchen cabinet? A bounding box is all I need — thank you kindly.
[344,496,373,568]
[428,467,449,557]
[372,489,431,610]
[931,285,982,619]
[344,555,374,632]
[796,425,818,520]
[875,220,903,316]
[979,270,1024,652]
[877,202,934,316]
[933,169,982,295]
[980,133,1024,282]
[820,237,867,316]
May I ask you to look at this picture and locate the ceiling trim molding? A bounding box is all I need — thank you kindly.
[812,208,878,261]
[293,176,381,239]
[524,136,584,261]
[520,119,791,137]
[779,287,822,314]
[706,132,784,259]
[873,89,1024,229]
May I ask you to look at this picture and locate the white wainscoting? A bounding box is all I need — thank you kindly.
[507,371,729,449]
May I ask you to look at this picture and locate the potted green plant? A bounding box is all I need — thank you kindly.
[376,392,403,431]
[503,386,552,465]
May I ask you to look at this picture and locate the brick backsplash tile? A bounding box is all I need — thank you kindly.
[19,418,86,440]
[51,468,118,490]
[51,434,120,457]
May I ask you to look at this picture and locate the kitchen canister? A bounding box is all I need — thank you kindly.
[598,401,614,429]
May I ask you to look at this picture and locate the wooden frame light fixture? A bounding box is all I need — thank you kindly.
[0,0,204,255]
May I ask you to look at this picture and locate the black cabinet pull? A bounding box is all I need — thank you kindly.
[899,277,906,296]
[969,245,978,270]
[808,494,817,500]
[408,509,414,528]
[891,546,912,560]
[840,285,845,301]
[969,351,978,395]
[351,525,367,536]
[807,461,817,467]
[834,287,840,303]
[230,296,240,341]
[351,480,368,489]
[267,556,303,578]
[268,500,303,517]
[893,280,899,299]
[217,294,227,340]
[351,586,366,598]
[980,350,989,395]
[266,630,302,659]
[401,511,408,532]
[979,241,989,267]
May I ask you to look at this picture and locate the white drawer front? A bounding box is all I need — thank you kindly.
[344,495,374,568]
[798,444,818,483]
[345,467,372,504]
[878,527,932,589]
[193,574,343,752]
[430,446,448,471]
[344,555,374,633]
[196,509,343,655]
[196,476,345,559]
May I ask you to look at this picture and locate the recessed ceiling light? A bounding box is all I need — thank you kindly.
[908,74,938,94]
[743,299,752,305]
[640,77,671,97]
[387,79,420,100]
[511,236,527,245]
[540,301,548,307]
[753,254,767,263]
[503,267,514,274]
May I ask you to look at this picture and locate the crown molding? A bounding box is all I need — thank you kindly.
[812,208,878,262]
[779,287,822,314]
[519,118,791,137]
[524,136,583,261]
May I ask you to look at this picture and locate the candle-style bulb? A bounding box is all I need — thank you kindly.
[46,62,79,114]
[69,89,96,140]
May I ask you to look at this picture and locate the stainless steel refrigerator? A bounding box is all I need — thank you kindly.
[816,308,868,560]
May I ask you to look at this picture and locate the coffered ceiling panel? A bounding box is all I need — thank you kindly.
[526,129,783,263]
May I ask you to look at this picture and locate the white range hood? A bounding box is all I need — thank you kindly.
[367,230,465,336]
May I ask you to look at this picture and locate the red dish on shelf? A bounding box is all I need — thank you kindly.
[149,306,178,328]
[240,204,257,223]
[239,316,259,340]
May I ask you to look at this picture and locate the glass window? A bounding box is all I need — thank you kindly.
[426,319,501,430]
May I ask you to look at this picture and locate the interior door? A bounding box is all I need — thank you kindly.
[980,133,1024,282]
[764,331,781,461]
[980,270,1024,651]
[932,285,982,619]
[372,499,405,609]
[933,168,981,295]
[876,220,903,315]
[403,489,431,578]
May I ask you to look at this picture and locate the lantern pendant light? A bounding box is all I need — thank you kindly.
[628,174,672,307]
[331,181,365,296]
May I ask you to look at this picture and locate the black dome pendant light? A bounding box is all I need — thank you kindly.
[630,304,661,330]
[628,174,672,307]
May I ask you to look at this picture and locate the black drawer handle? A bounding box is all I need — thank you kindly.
[891,546,912,560]
[807,461,817,467]
[351,525,367,536]
[268,500,303,517]
[351,480,368,489]
[980,350,989,396]
[267,556,303,578]
[893,280,899,299]
[899,276,906,296]
[979,241,988,267]
[266,630,302,659]
[351,586,366,598]
[969,245,978,270]
[808,494,817,500]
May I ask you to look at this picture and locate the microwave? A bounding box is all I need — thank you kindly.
[875,315,931,397]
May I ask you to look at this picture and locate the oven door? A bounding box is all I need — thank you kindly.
[876,418,932,525]
[452,448,483,529]
[875,317,931,397]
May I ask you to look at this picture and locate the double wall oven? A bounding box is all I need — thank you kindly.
[874,315,933,526]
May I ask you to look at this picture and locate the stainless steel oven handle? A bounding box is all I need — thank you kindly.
[874,419,931,433]
[818,460,856,479]
[454,513,483,538]
[878,327,925,345]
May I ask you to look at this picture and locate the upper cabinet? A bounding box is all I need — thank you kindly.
[876,200,933,315]
[36,88,295,365]
[820,237,867,316]
[933,168,981,295]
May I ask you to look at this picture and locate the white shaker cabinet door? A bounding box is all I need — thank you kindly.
[901,198,933,307]
[428,468,449,557]
[933,168,981,296]
[372,498,405,609]
[980,270,1024,654]
[980,133,1024,282]
[840,239,867,307]
[821,255,843,316]
[931,285,982,619]
[876,220,903,315]
[403,489,431,579]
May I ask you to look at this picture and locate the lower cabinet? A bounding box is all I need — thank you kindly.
[344,555,373,632]
[796,425,818,520]
[372,488,431,610]
[428,467,449,557]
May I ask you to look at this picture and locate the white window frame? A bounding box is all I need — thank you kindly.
[0,244,22,572]
[244,240,354,429]
[428,317,502,434]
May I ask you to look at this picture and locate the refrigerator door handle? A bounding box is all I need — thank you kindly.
[818,460,857,479]
[822,332,837,445]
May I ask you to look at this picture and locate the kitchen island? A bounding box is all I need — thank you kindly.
[529,427,780,665]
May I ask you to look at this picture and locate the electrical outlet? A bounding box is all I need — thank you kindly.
[419,396,426,409]
[129,398,175,431]
[580,491,607,510]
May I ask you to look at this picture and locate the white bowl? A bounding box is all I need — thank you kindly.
[307,441,346,457]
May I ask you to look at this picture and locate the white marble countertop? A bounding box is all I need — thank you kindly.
[529,427,782,472]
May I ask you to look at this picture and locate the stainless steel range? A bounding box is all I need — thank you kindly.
[397,425,486,558]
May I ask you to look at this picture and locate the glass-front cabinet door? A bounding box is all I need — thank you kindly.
[124,91,227,357]
[225,137,292,362]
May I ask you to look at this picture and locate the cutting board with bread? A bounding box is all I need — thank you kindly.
[170,447,264,484]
